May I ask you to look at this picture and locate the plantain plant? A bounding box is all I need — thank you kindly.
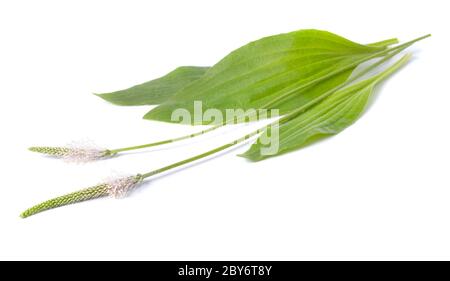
[23,29,429,218]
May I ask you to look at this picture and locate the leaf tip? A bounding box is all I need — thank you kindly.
[93,92,109,101]
[237,151,263,162]
[93,92,110,101]
[93,91,128,106]
[142,111,152,120]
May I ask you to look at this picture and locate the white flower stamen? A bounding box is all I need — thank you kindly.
[63,140,106,163]
[106,175,142,198]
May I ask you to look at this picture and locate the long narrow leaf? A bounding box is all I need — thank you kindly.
[96,66,209,105]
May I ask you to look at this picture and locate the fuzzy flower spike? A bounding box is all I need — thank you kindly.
[20,174,143,218]
[29,142,115,163]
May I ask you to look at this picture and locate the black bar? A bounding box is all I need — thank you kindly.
[1,261,448,280]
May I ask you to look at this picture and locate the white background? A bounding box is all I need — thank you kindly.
[0,0,448,260]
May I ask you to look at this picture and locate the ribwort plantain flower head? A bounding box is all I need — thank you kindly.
[20,174,144,218]
[29,141,115,163]
[106,174,144,198]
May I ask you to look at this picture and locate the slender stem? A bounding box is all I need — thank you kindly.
[109,125,220,153]
[367,38,398,48]
[141,130,261,178]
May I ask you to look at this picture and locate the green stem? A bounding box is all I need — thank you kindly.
[141,130,260,178]
[367,38,399,48]
[109,125,220,154]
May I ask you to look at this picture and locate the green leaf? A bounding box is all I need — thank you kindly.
[143,29,395,125]
[240,54,410,161]
[95,66,210,106]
